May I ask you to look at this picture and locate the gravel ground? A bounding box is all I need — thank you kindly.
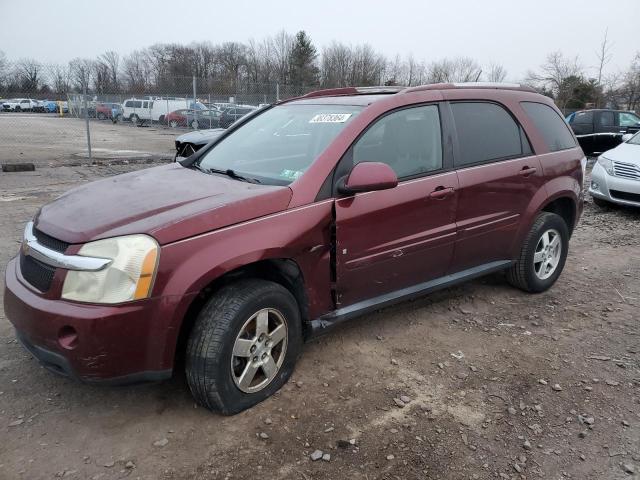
[0,162,638,480]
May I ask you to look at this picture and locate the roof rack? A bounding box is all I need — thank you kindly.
[404,82,536,93]
[297,82,536,101]
[302,86,405,98]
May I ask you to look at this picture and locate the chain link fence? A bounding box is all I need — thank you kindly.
[0,70,315,165]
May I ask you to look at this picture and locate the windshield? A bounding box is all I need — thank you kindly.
[197,104,362,184]
[627,131,640,145]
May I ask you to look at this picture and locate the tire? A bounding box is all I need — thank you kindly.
[592,197,613,208]
[186,279,302,415]
[97,112,106,120]
[169,119,179,128]
[15,106,21,112]
[129,114,139,124]
[506,212,569,293]
[190,120,199,129]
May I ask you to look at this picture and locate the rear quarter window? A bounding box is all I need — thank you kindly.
[521,102,576,152]
[451,102,525,167]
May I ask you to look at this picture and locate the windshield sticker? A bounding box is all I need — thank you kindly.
[280,169,304,180]
[309,113,352,124]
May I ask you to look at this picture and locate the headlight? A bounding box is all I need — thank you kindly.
[597,156,614,175]
[61,235,159,304]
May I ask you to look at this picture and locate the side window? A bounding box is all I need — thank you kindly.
[352,105,442,179]
[132,100,142,108]
[619,112,640,127]
[451,102,523,167]
[125,101,133,108]
[599,111,615,126]
[142,101,148,108]
[573,111,593,124]
[521,102,577,152]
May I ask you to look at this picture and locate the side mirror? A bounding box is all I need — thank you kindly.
[622,133,633,142]
[338,162,398,195]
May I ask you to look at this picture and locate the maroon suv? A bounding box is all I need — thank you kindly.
[4,83,585,414]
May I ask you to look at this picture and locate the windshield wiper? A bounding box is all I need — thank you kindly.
[190,163,261,184]
[209,167,261,184]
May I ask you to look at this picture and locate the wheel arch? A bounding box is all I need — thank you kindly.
[172,258,310,367]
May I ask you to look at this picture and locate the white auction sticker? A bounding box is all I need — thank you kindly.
[309,113,352,123]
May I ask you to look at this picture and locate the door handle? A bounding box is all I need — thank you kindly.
[428,186,455,199]
[518,166,537,177]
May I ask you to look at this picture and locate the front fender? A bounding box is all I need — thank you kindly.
[154,200,335,367]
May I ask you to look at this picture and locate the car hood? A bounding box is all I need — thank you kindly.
[604,142,640,164]
[176,128,225,146]
[35,163,292,245]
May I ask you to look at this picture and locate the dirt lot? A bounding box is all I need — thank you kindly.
[0,113,176,165]
[0,157,639,479]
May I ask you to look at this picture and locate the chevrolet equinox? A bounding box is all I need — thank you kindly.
[4,83,585,414]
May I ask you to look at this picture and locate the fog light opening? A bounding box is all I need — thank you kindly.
[58,326,78,350]
[591,181,599,191]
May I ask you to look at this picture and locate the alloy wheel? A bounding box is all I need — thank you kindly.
[533,228,562,280]
[230,308,288,394]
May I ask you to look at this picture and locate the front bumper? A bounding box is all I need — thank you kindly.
[589,163,640,207]
[4,257,175,384]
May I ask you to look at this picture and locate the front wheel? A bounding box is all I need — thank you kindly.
[169,119,179,128]
[186,279,302,415]
[506,212,569,293]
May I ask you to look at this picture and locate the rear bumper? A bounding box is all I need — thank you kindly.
[4,257,177,384]
[589,163,640,207]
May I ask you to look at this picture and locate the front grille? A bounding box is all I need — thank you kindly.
[20,253,56,292]
[613,161,640,181]
[610,189,640,203]
[33,228,69,253]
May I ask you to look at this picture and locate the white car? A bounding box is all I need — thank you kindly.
[590,131,640,207]
[122,97,206,124]
[2,98,38,112]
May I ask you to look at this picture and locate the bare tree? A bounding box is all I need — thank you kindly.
[50,63,72,94]
[99,51,120,92]
[526,52,584,109]
[595,28,613,86]
[486,63,507,82]
[68,58,94,92]
[427,57,482,83]
[15,58,42,91]
[0,50,8,89]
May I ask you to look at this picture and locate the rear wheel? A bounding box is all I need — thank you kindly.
[129,114,139,124]
[15,106,21,112]
[190,120,199,129]
[97,112,106,120]
[186,279,302,415]
[507,212,569,293]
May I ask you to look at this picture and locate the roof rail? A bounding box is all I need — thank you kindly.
[404,82,536,93]
[302,86,405,99]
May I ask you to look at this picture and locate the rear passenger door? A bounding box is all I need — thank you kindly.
[449,101,544,272]
[334,104,459,307]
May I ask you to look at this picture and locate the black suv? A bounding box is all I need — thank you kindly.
[566,109,640,155]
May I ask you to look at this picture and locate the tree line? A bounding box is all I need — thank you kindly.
[0,29,638,110]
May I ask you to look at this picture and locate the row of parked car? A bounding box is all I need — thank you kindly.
[1,98,69,113]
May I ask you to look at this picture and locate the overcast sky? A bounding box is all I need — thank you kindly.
[1,0,638,80]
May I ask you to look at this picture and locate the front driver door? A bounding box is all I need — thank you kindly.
[334,104,458,308]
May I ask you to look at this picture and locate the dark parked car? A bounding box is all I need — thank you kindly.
[566,109,640,155]
[219,106,256,128]
[5,83,584,415]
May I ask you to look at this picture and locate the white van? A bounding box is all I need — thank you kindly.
[121,98,154,123]
[122,97,206,124]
